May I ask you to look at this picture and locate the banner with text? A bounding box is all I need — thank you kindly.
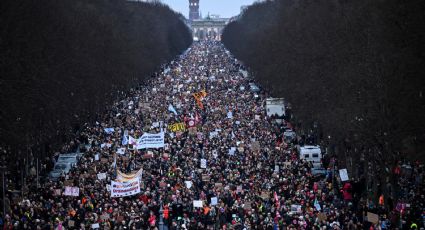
[136,132,165,149]
[168,122,186,132]
[110,178,141,198]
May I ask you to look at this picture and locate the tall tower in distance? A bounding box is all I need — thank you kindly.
[189,0,200,21]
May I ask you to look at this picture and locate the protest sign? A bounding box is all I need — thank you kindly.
[117,148,126,155]
[68,220,75,227]
[64,187,79,197]
[91,223,100,229]
[209,131,219,139]
[97,173,107,180]
[227,111,233,119]
[200,159,207,169]
[215,183,223,189]
[228,147,236,156]
[54,189,62,196]
[211,197,218,206]
[367,212,379,224]
[261,191,269,200]
[101,158,108,163]
[193,200,203,208]
[202,174,210,181]
[136,132,165,149]
[116,168,143,182]
[100,214,109,220]
[64,180,73,186]
[339,169,349,181]
[185,181,193,189]
[110,178,141,197]
[290,205,302,214]
[168,123,186,132]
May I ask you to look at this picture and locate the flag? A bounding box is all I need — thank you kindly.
[195,112,201,124]
[186,119,196,128]
[129,136,137,145]
[122,134,128,146]
[104,128,115,134]
[314,198,321,211]
[112,153,117,177]
[168,104,178,115]
[274,191,280,209]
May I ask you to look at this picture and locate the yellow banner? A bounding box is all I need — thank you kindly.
[116,168,143,182]
[168,122,186,132]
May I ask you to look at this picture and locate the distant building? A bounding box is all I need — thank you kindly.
[188,0,229,41]
[189,0,200,21]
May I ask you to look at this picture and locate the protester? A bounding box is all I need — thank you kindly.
[0,41,423,230]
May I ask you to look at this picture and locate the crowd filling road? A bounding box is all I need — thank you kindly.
[1,41,424,229]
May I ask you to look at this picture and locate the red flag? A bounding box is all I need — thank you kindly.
[195,112,201,124]
[274,191,280,208]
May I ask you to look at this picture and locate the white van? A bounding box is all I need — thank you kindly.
[266,98,285,117]
[298,145,322,168]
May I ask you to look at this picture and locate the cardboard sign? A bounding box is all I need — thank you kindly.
[261,191,269,200]
[202,174,210,181]
[68,220,75,227]
[215,183,223,189]
[101,158,109,163]
[367,212,379,224]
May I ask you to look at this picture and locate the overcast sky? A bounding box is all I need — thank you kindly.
[161,0,258,18]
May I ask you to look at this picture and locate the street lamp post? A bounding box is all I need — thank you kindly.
[0,165,6,217]
[159,204,164,230]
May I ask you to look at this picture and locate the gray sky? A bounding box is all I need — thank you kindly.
[161,0,258,18]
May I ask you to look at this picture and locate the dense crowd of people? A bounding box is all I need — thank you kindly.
[0,41,424,229]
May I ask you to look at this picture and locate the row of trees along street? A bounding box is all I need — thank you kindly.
[222,0,425,202]
[0,0,192,182]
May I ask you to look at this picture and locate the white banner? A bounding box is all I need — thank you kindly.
[136,132,165,149]
[110,178,141,198]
